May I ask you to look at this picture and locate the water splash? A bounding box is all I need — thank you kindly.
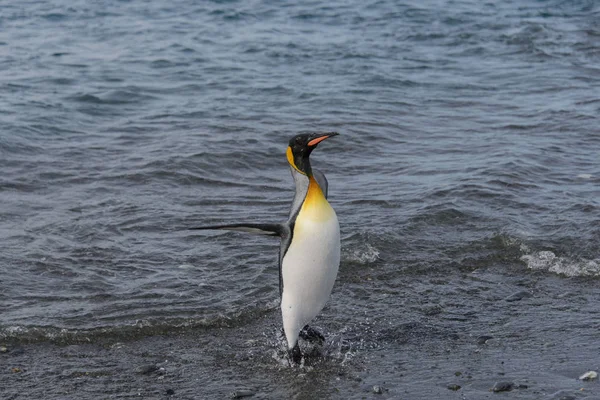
[521,251,600,277]
[343,243,380,264]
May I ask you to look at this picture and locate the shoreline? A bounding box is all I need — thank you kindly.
[2,301,599,400]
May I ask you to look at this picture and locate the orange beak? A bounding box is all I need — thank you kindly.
[307,132,339,147]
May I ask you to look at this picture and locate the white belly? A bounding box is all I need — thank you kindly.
[281,207,340,349]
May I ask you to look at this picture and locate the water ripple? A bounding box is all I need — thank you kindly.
[1,0,599,340]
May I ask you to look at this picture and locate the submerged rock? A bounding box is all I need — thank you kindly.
[372,385,383,394]
[447,384,461,391]
[491,381,514,392]
[547,390,578,400]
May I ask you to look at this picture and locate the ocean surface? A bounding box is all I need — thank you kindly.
[1,0,599,398]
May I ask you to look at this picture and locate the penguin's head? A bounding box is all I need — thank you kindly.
[286,132,339,176]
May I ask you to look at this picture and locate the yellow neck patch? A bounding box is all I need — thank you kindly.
[298,176,333,222]
[286,146,303,174]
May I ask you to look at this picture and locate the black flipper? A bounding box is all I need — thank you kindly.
[190,223,284,237]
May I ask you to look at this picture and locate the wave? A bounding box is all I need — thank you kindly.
[342,242,380,264]
[0,301,279,345]
[521,251,600,277]
[67,89,157,105]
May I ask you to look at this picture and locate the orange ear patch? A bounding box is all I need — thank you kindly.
[307,136,330,147]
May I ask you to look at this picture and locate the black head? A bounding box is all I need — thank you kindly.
[286,132,339,175]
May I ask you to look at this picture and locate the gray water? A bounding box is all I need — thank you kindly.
[1,1,600,398]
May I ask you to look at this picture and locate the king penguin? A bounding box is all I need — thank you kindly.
[191,132,341,363]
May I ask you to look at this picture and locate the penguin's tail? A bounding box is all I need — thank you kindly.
[189,223,284,237]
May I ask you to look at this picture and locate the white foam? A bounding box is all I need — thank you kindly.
[579,371,598,381]
[343,243,380,264]
[521,251,600,277]
[577,174,592,179]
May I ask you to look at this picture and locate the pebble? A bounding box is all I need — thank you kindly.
[447,384,461,391]
[579,371,598,381]
[491,381,514,392]
[372,385,383,394]
[231,389,256,398]
[477,335,494,345]
[504,291,532,302]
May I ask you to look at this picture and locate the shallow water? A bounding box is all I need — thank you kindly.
[1,0,600,398]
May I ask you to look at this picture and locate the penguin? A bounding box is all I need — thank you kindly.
[191,132,340,363]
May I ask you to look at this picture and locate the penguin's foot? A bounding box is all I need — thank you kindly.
[299,325,325,344]
[288,343,302,365]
